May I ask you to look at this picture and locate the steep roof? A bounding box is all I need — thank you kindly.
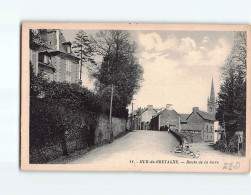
[197,110,215,121]
[154,108,180,118]
[139,107,158,116]
[180,114,190,122]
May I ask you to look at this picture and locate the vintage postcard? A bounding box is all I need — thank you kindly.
[21,23,250,172]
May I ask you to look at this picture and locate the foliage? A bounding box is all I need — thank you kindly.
[72,30,96,76]
[91,30,144,118]
[30,97,99,163]
[216,32,246,150]
[29,68,101,163]
[29,29,48,49]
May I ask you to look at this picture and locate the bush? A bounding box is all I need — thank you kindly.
[213,134,242,155]
[29,98,99,163]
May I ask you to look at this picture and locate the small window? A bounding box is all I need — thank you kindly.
[67,45,71,53]
[43,55,47,64]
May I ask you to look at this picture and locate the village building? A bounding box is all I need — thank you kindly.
[151,104,181,131]
[181,107,215,142]
[30,30,80,83]
[138,105,158,130]
[128,105,162,130]
[180,79,217,142]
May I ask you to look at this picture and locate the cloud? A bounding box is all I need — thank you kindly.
[199,46,207,51]
[138,33,178,52]
[141,52,169,60]
[182,38,231,67]
[178,37,197,53]
[141,52,162,60]
[138,32,197,55]
[202,36,209,44]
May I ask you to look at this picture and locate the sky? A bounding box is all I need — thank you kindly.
[62,30,235,114]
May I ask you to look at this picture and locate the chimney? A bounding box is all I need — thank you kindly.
[193,107,199,112]
[147,105,153,111]
[166,104,173,110]
[56,30,60,51]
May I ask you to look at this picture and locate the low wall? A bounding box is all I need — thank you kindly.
[170,130,185,145]
[181,132,202,143]
[30,99,127,164]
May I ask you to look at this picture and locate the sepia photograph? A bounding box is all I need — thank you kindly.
[21,23,250,172]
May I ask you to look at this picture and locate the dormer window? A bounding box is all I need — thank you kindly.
[62,41,72,54]
[67,45,71,54]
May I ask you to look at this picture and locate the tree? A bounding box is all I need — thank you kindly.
[29,29,48,48]
[216,32,246,145]
[91,30,143,118]
[72,30,96,82]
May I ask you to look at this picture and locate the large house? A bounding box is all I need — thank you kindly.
[30,30,80,83]
[151,104,181,132]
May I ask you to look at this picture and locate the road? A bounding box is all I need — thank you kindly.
[67,130,246,172]
[69,130,180,165]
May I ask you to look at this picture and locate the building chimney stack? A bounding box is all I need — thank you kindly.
[193,107,199,112]
[166,104,173,110]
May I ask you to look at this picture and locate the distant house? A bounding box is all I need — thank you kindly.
[151,104,180,131]
[181,107,215,142]
[30,30,80,83]
[138,105,158,130]
[129,105,160,130]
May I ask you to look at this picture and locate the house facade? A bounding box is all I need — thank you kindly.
[139,105,158,130]
[129,105,160,130]
[30,30,80,83]
[151,104,181,132]
[181,107,215,142]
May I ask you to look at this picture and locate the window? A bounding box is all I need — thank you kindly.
[44,55,49,64]
[211,126,213,133]
[66,60,71,72]
[67,45,71,53]
[66,60,71,83]
[206,125,208,132]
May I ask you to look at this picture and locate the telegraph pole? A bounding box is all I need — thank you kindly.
[109,83,114,142]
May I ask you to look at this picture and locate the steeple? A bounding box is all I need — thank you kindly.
[209,78,215,102]
[207,77,216,115]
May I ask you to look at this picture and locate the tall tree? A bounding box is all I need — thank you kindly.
[91,30,143,117]
[216,32,246,143]
[72,30,96,82]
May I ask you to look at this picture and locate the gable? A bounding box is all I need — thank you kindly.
[187,112,205,124]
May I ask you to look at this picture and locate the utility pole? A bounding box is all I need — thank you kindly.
[131,99,135,130]
[109,83,114,142]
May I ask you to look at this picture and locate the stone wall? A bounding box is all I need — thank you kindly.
[95,114,127,144]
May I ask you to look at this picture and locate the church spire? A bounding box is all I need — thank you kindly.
[210,78,215,102]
